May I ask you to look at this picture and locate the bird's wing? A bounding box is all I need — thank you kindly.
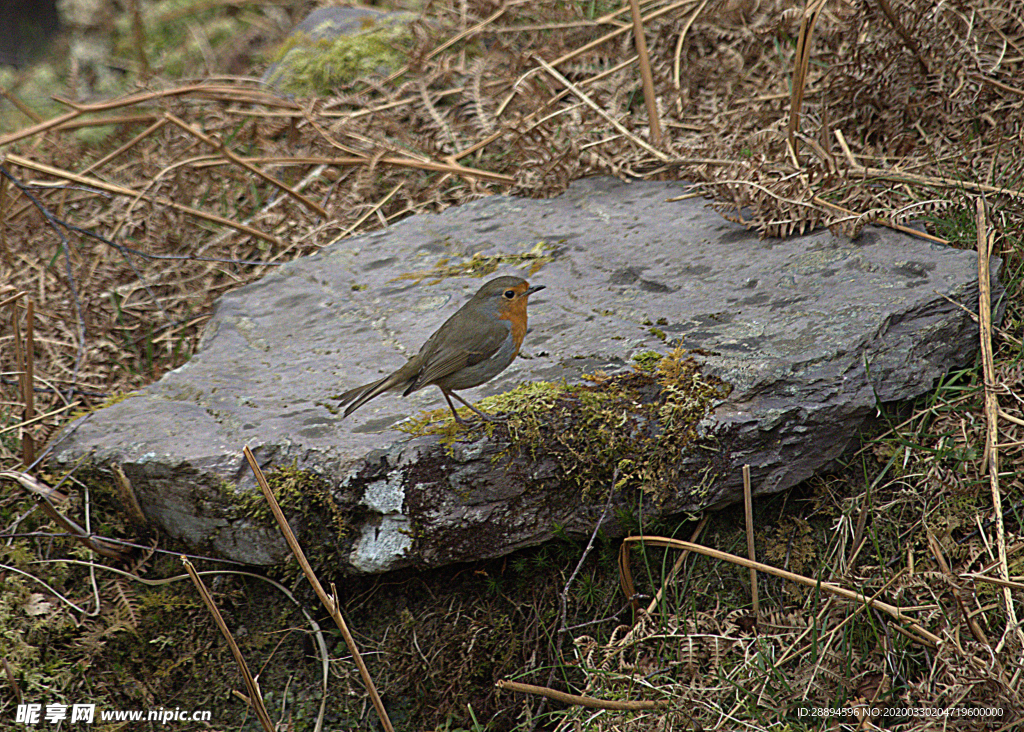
[407,308,510,392]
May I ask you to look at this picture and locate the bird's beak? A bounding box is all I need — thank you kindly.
[526,284,545,296]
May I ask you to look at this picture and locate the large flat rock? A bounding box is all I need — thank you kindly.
[53,177,1002,571]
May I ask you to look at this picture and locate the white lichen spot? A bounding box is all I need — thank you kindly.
[350,516,412,573]
[361,469,405,513]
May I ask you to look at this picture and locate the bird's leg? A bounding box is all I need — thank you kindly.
[440,389,474,425]
[442,389,500,423]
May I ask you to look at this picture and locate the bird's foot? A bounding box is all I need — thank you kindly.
[443,390,503,425]
[451,408,502,425]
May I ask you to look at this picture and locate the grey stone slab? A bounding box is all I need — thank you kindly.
[52,177,1003,571]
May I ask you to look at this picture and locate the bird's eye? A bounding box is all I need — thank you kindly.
[503,289,516,299]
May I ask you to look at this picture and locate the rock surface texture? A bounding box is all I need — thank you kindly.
[53,178,1003,571]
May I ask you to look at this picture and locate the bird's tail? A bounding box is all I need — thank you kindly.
[336,373,406,418]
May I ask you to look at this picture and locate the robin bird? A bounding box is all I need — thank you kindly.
[337,276,545,424]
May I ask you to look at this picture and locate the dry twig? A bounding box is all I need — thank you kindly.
[619,536,941,646]
[976,198,1024,663]
[496,679,668,710]
[243,446,395,732]
[182,556,275,732]
[626,0,662,145]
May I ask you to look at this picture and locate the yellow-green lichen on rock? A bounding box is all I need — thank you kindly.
[392,242,559,285]
[399,346,732,504]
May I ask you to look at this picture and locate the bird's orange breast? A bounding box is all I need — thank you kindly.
[498,298,529,355]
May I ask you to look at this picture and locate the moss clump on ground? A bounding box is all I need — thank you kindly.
[265,19,416,95]
[399,346,731,502]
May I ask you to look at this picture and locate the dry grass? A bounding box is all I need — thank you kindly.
[1,0,1023,728]
[1,0,1023,407]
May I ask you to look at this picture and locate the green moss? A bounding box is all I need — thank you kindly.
[392,241,558,284]
[631,350,664,372]
[265,18,416,95]
[218,464,355,578]
[398,345,732,502]
[394,381,569,458]
[230,464,347,538]
[648,326,667,341]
